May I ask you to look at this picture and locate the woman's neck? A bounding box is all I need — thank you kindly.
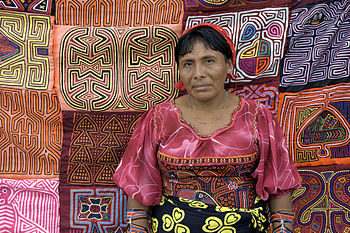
[187,90,227,112]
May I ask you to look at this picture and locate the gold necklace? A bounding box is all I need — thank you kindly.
[188,91,228,124]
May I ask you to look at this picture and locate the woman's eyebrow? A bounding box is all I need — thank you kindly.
[180,58,192,63]
[201,55,215,60]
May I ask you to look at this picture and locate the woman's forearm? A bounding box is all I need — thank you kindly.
[127,196,151,232]
[268,193,294,232]
[127,196,150,210]
[269,193,292,211]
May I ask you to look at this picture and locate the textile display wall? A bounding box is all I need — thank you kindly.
[0,0,349,232]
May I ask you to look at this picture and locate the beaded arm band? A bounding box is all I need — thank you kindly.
[128,224,148,233]
[126,209,151,233]
[269,210,294,233]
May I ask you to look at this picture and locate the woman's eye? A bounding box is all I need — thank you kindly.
[183,62,192,67]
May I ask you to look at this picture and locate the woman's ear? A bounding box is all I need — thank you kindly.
[175,80,186,91]
[227,58,234,73]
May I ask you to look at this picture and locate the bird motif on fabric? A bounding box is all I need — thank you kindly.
[0,184,56,233]
[0,185,16,232]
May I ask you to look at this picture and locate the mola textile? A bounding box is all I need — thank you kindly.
[278,83,350,167]
[59,184,128,232]
[55,0,183,26]
[228,76,280,116]
[280,0,350,93]
[292,164,350,233]
[60,111,143,186]
[0,88,62,178]
[53,24,182,111]
[0,178,59,233]
[0,0,54,15]
[183,0,292,13]
[0,11,54,90]
[59,111,143,231]
[292,0,330,8]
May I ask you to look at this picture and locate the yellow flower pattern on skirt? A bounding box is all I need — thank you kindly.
[152,217,159,232]
[249,207,266,232]
[161,207,190,233]
[179,197,208,209]
[151,195,269,233]
[202,212,241,233]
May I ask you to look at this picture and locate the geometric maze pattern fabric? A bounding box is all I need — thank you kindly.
[55,0,183,26]
[54,24,181,111]
[185,7,289,83]
[59,111,140,232]
[0,178,59,233]
[59,185,127,232]
[280,0,350,92]
[0,11,54,90]
[0,0,53,14]
[228,77,280,116]
[292,165,350,233]
[183,0,292,12]
[0,88,62,178]
[278,83,350,167]
[60,111,142,186]
[292,0,329,8]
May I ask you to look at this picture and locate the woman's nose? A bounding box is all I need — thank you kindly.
[193,64,204,79]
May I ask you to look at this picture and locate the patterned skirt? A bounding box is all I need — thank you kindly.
[151,195,270,233]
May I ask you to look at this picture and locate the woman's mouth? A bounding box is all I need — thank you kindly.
[193,84,210,90]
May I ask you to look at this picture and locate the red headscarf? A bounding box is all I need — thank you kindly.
[175,23,237,91]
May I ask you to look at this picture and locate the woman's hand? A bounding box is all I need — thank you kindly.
[268,193,294,233]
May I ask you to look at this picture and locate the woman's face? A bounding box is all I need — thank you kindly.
[178,40,232,102]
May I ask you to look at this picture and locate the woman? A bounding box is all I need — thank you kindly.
[114,23,301,233]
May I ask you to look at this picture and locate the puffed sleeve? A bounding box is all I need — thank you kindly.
[251,103,301,201]
[113,105,162,206]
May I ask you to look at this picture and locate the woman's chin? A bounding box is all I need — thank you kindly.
[190,92,217,102]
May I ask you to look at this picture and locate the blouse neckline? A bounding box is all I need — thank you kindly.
[170,95,244,139]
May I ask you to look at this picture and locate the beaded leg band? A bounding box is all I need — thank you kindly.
[269,210,294,233]
[126,209,150,233]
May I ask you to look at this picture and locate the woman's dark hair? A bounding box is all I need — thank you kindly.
[175,26,233,64]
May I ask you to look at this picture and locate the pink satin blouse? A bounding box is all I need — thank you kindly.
[113,97,301,207]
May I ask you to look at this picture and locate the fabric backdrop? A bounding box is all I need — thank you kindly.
[0,0,349,232]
